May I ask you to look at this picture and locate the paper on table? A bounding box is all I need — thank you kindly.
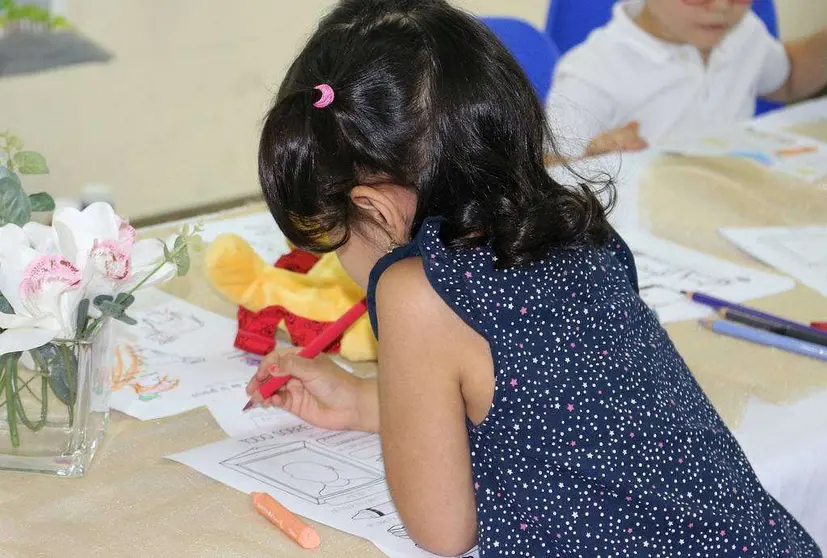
[721,226,827,298]
[658,125,827,184]
[168,417,480,558]
[199,211,289,264]
[110,289,263,420]
[751,97,827,132]
[618,230,796,323]
[207,358,355,437]
[734,391,827,550]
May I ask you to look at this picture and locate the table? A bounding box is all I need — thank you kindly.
[2,120,827,557]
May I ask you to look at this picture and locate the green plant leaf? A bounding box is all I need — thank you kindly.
[161,240,172,262]
[0,291,12,315]
[114,293,135,308]
[50,15,71,29]
[37,343,78,407]
[28,192,55,212]
[173,236,190,276]
[75,298,90,338]
[6,134,22,151]
[13,151,48,174]
[92,295,136,325]
[0,174,31,227]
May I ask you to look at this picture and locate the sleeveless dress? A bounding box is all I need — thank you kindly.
[366,218,820,558]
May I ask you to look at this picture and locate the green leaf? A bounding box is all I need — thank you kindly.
[162,241,172,262]
[114,293,135,308]
[114,314,137,326]
[28,192,55,212]
[173,236,190,276]
[6,134,22,151]
[13,151,48,174]
[0,174,31,227]
[37,344,78,407]
[0,291,13,315]
[49,15,71,29]
[92,295,136,325]
[75,298,90,338]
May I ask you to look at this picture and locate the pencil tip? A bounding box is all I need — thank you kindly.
[242,400,254,412]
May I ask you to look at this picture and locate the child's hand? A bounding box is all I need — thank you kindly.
[585,121,648,156]
[245,350,379,432]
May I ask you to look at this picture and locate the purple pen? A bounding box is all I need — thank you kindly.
[683,291,827,342]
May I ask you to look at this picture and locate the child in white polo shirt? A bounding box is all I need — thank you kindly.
[547,0,827,157]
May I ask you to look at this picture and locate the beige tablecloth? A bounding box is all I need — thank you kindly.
[2,123,827,557]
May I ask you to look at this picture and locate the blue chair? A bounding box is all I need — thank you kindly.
[545,0,781,114]
[751,0,782,115]
[481,17,561,102]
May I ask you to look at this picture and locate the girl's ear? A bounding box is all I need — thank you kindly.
[350,185,414,245]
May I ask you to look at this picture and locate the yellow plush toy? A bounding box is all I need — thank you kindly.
[205,233,378,362]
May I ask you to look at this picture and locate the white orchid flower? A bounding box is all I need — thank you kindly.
[51,203,174,297]
[0,224,88,356]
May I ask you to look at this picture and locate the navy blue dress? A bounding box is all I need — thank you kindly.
[367,218,820,558]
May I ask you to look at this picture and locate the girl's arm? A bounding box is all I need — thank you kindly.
[375,258,478,557]
[765,29,827,103]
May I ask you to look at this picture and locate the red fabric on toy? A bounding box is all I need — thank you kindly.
[233,249,346,355]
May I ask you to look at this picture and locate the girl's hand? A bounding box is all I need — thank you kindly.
[585,121,649,156]
[245,350,379,432]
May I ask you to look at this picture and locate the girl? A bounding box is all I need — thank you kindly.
[247,1,820,556]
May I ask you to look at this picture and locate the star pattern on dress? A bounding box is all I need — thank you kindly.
[366,219,820,558]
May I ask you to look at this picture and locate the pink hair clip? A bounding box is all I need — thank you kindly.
[313,84,335,109]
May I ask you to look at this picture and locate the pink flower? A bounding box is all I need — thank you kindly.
[90,239,132,281]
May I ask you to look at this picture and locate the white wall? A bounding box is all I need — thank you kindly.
[2,0,824,220]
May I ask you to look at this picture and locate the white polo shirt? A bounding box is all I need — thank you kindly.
[546,0,791,156]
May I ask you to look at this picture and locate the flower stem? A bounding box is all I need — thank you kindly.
[3,355,20,448]
[11,357,47,432]
[59,344,75,428]
[80,247,180,340]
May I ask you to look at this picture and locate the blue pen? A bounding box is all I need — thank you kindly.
[701,319,827,363]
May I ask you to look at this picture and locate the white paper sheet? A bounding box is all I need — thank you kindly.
[658,125,827,183]
[734,391,827,550]
[207,357,355,438]
[167,418,480,558]
[618,230,796,323]
[198,211,289,264]
[751,97,827,132]
[110,289,263,420]
[720,226,827,298]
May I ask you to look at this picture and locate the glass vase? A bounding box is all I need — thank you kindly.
[0,321,113,477]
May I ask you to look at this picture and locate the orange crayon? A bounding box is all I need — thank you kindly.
[251,492,321,549]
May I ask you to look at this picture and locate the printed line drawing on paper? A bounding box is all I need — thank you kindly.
[220,441,385,505]
[634,251,752,310]
[139,308,206,345]
[352,500,397,521]
[317,431,373,448]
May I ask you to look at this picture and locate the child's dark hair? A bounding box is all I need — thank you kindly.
[259,0,614,268]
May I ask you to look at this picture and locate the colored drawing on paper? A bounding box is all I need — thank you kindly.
[111,342,186,401]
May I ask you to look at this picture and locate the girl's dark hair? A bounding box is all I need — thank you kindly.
[259,0,615,268]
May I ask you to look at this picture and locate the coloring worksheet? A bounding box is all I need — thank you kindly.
[168,417,480,558]
[751,97,827,132]
[110,289,262,420]
[720,226,827,298]
[659,125,827,183]
[618,230,796,323]
[199,211,290,264]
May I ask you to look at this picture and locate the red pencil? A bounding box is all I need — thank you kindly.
[812,322,827,332]
[242,299,368,411]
